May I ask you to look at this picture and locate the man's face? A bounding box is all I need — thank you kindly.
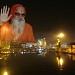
[15,7,26,20]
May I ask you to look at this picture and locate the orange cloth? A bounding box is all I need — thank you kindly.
[0,22,35,43]
[0,4,35,43]
[10,4,26,20]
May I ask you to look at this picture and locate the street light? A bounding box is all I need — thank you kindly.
[57,33,64,52]
[58,33,64,38]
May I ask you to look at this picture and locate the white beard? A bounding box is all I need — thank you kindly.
[11,18,25,37]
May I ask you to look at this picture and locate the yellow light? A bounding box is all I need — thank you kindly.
[58,33,64,38]
[57,38,60,42]
[56,57,64,66]
[56,57,60,66]
[60,58,63,66]
[4,71,8,75]
[0,57,2,59]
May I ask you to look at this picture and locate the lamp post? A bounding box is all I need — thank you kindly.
[57,33,64,52]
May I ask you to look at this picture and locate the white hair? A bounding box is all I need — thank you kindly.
[11,17,25,38]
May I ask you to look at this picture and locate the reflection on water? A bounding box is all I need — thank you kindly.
[4,71,8,75]
[38,51,47,57]
[0,51,75,75]
[2,69,8,75]
[0,54,10,63]
[56,52,64,70]
[67,54,75,61]
[0,54,10,75]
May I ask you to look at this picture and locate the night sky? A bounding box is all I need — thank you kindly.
[1,0,75,43]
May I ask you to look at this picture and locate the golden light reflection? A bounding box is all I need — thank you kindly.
[0,57,3,59]
[68,54,75,61]
[3,71,8,75]
[1,69,9,75]
[60,58,63,66]
[56,56,64,70]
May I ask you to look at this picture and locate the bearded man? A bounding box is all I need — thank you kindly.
[0,4,35,43]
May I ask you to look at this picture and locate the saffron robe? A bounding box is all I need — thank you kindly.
[0,22,35,43]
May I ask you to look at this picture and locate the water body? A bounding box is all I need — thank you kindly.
[0,51,75,75]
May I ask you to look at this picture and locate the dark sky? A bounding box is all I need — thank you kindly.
[1,0,75,43]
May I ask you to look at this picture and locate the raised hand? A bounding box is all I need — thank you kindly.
[0,5,12,23]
